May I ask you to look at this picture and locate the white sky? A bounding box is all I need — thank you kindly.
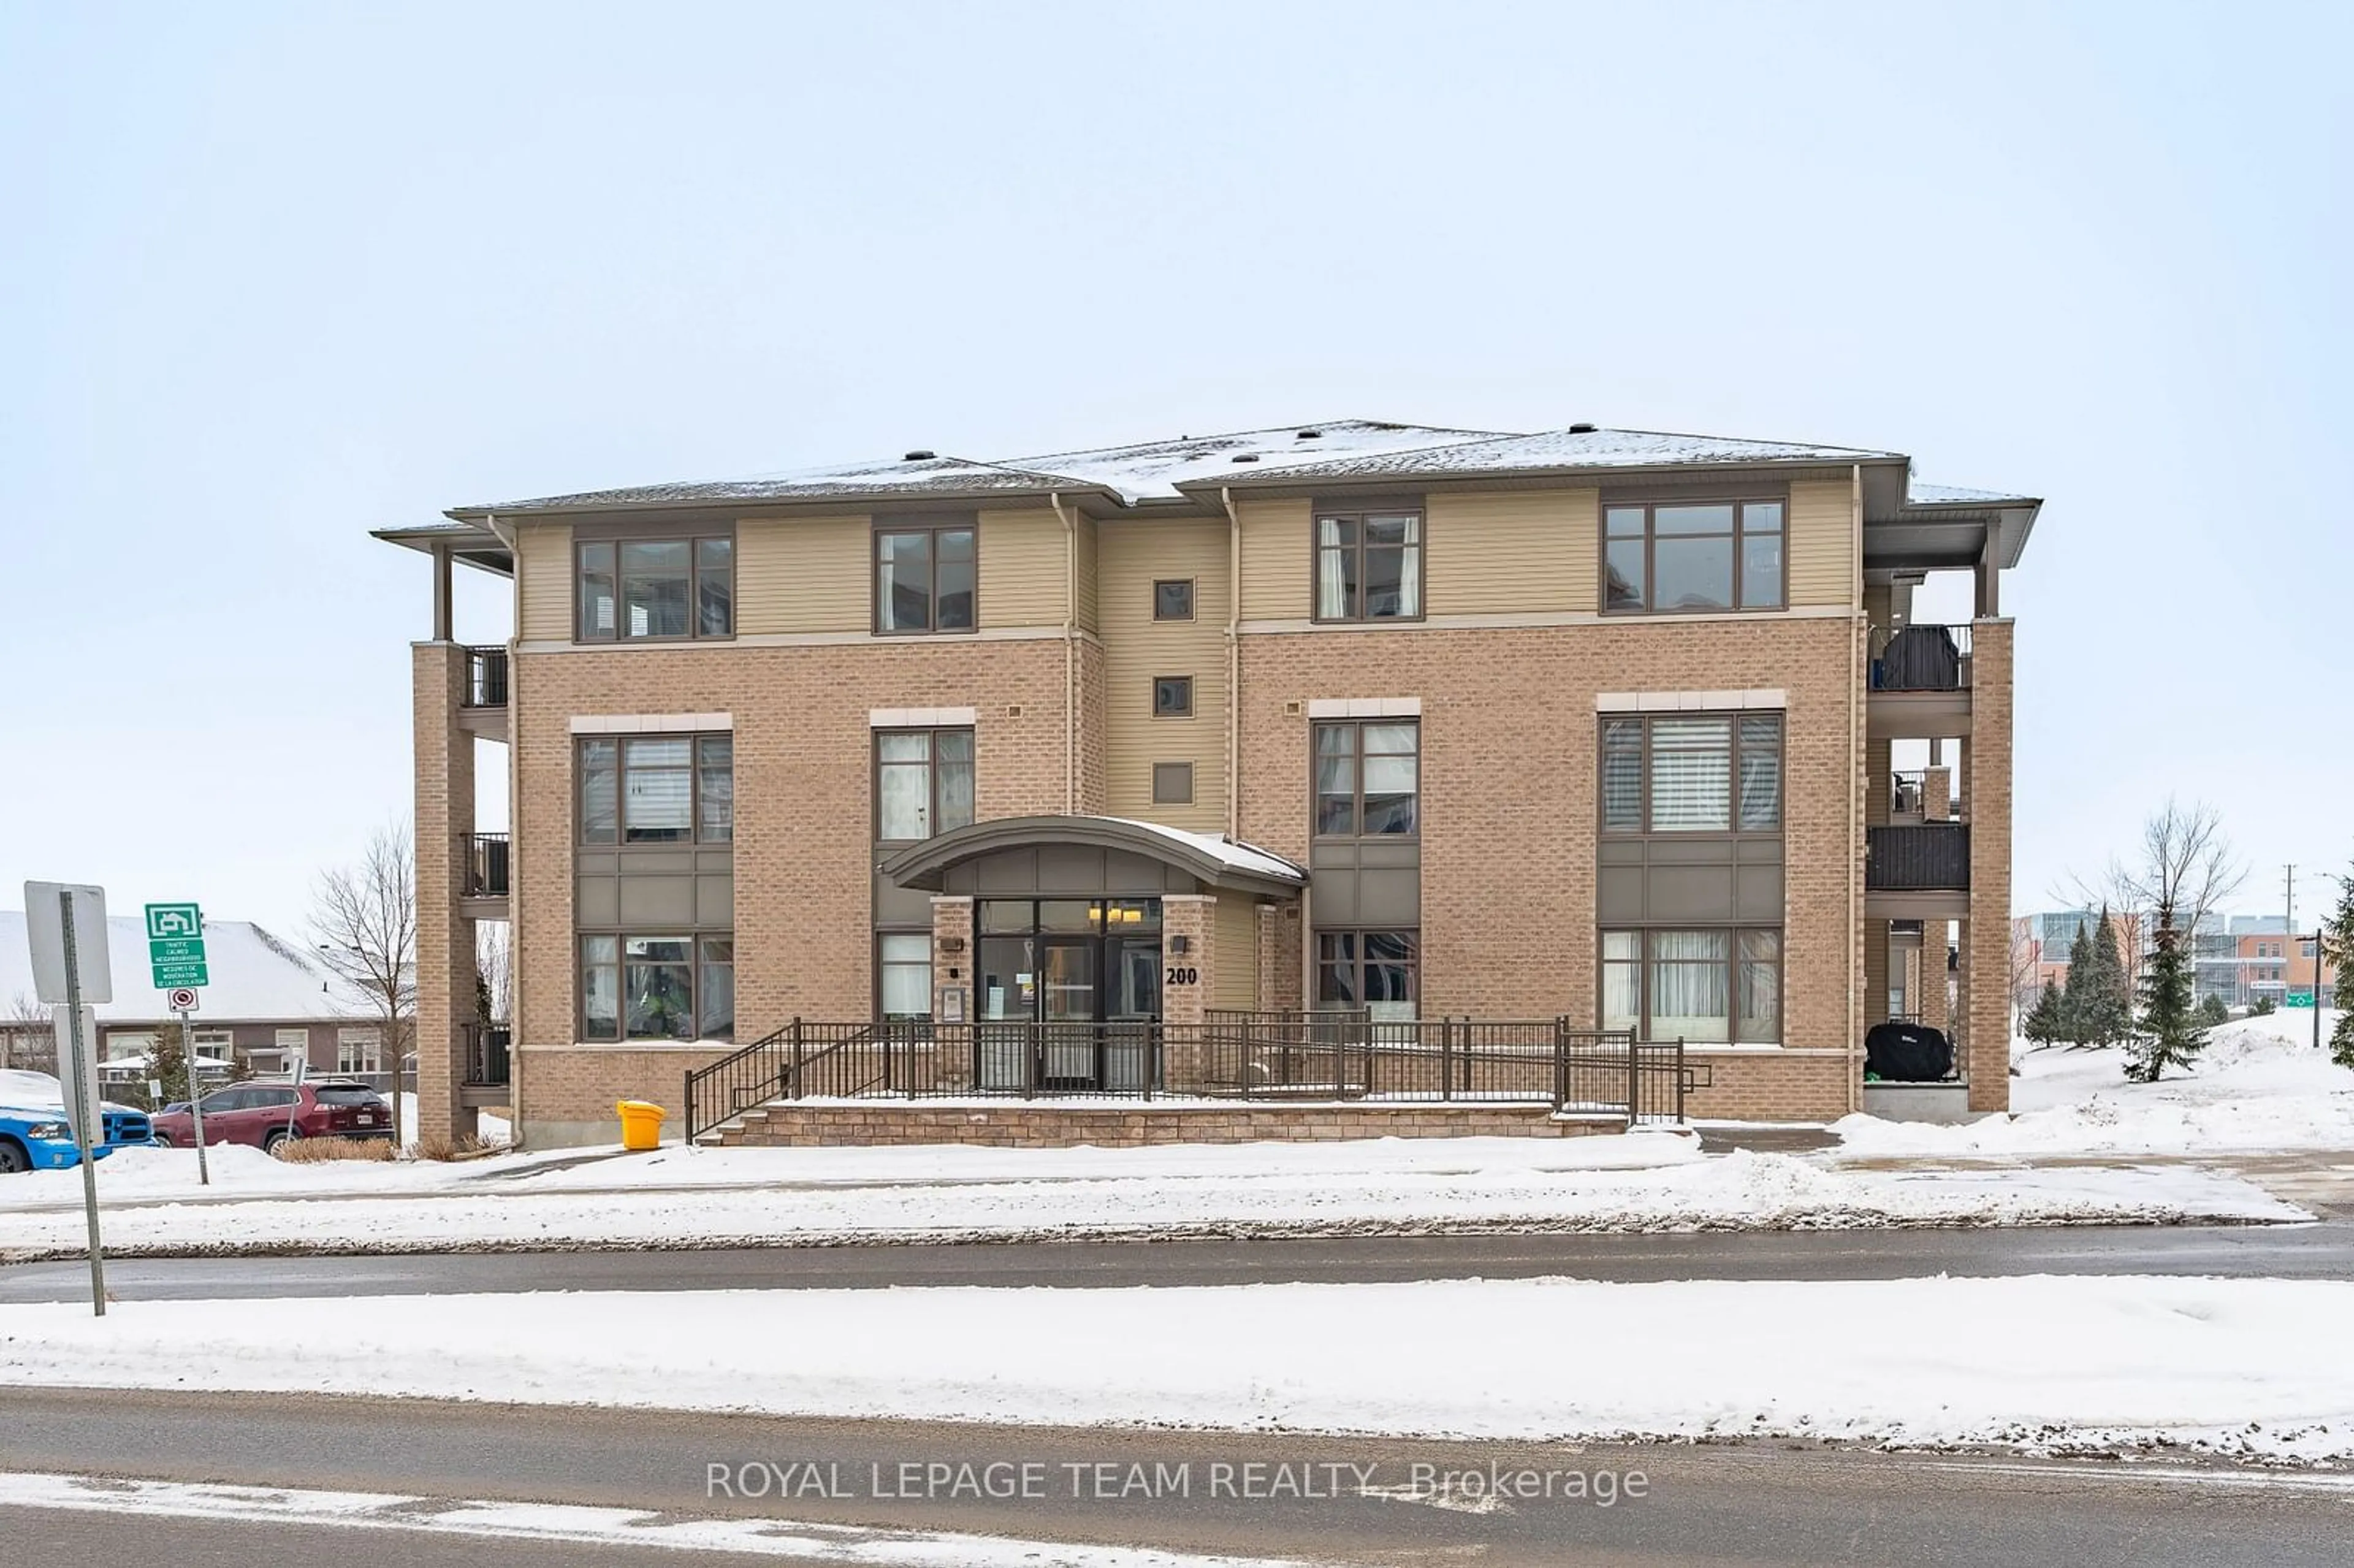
[3,1,2348,939]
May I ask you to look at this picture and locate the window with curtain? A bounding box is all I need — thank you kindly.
[1314,721,1419,836]
[875,728,976,840]
[874,521,977,634]
[1600,712,1782,835]
[1315,507,1423,620]
[1602,500,1784,613]
[579,932,736,1043]
[878,932,932,1020]
[1599,928,1782,1043]
[1317,930,1420,1022]
[575,535,734,642]
[579,733,734,845]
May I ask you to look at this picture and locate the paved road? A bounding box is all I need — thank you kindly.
[0,1221,2347,1301]
[6,1388,2350,1566]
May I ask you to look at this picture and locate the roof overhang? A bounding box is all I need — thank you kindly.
[882,815,1306,898]
[370,522,515,577]
[1863,497,2042,580]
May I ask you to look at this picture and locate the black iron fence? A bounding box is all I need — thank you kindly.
[1873,623,1973,692]
[464,645,509,707]
[463,1024,511,1087]
[464,833,511,897]
[685,1014,1690,1139]
[1866,823,1971,891]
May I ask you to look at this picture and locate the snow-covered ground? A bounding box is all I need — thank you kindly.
[1835,1012,2354,1158]
[0,1137,2299,1259]
[7,1273,2349,1461]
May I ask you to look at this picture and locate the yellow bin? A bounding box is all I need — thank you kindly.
[616,1100,666,1151]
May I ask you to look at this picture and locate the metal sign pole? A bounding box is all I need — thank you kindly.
[186,1017,210,1187]
[58,890,105,1317]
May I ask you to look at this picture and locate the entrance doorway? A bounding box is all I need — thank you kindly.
[973,899,1162,1090]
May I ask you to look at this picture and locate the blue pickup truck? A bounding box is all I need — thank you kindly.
[0,1068,156,1173]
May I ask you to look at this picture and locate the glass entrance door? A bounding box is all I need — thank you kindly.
[1038,938,1099,1085]
[1103,937,1162,1094]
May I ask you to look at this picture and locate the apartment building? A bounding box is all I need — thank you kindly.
[379,420,2039,1146]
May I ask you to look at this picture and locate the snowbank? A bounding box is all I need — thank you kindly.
[8,1273,2350,1460]
[0,1147,2297,1260]
[1837,1013,2354,1157]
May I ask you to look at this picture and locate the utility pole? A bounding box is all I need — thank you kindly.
[2285,864,2297,946]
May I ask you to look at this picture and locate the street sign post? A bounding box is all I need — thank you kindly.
[145,902,211,1186]
[23,881,110,1315]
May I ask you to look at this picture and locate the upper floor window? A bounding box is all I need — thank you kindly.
[1604,500,1783,614]
[877,728,975,840]
[875,520,976,634]
[1602,713,1782,834]
[577,536,733,641]
[1316,507,1422,620]
[1153,579,1195,621]
[580,734,733,845]
[1315,720,1419,837]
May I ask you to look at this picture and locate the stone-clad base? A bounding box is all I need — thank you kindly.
[708,1101,1623,1148]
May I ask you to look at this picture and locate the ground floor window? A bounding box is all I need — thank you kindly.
[1601,928,1781,1043]
[336,1028,383,1073]
[1317,929,1419,1021]
[878,932,932,1020]
[581,932,734,1042]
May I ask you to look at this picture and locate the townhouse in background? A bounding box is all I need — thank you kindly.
[379,419,2040,1147]
[2017,908,2339,1013]
[0,913,379,1087]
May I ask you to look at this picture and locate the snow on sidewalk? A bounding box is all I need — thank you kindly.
[0,1147,2301,1259]
[7,1273,2350,1461]
[1835,1014,2354,1159]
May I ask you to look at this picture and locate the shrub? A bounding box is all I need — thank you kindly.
[408,1133,497,1162]
[272,1136,395,1163]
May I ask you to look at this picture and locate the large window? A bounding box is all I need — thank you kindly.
[337,1027,383,1073]
[1603,500,1784,614]
[1316,506,1422,620]
[1601,929,1781,1044]
[576,536,733,641]
[1314,721,1419,837]
[876,728,975,840]
[1317,931,1420,1021]
[874,520,977,634]
[580,734,733,845]
[1601,713,1781,834]
[878,933,932,1021]
[581,934,734,1042]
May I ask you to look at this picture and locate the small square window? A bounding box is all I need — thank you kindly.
[1152,762,1194,804]
[1153,676,1193,717]
[1153,579,1195,621]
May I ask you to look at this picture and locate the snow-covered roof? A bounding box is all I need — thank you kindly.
[454,419,1920,518]
[0,913,371,1024]
[1906,481,2040,507]
[1101,820,1307,885]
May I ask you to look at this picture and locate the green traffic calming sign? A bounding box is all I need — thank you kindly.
[145,902,207,989]
[2287,991,2315,1008]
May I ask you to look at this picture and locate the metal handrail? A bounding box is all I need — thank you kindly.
[463,833,511,897]
[463,646,509,708]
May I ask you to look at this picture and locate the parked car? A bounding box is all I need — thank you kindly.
[0,1069,156,1174]
[149,1079,393,1152]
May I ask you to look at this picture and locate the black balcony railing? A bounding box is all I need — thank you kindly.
[463,1024,511,1086]
[463,646,509,708]
[1890,770,1927,817]
[463,833,511,898]
[1872,623,1972,692]
[1867,823,1971,891]
[684,1015,1691,1139]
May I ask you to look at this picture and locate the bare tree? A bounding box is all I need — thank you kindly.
[4,991,56,1073]
[476,921,511,1026]
[311,822,417,1146]
[2070,800,2245,1016]
[2009,923,2044,1019]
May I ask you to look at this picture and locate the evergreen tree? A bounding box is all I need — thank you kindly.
[2195,994,2230,1029]
[2084,908,2135,1047]
[2023,980,2066,1047]
[149,1021,193,1107]
[2324,871,2354,1070]
[2127,910,2201,1082]
[2252,994,2277,1016]
[2060,922,2097,1045]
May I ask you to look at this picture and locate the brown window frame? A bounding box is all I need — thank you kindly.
[577,733,733,847]
[1312,719,1420,840]
[1601,497,1787,615]
[1152,675,1194,718]
[1598,926,1784,1045]
[579,931,734,1044]
[1599,712,1783,836]
[1312,500,1426,623]
[1152,761,1194,805]
[873,726,977,843]
[575,533,734,643]
[872,516,978,636]
[1152,579,1196,622]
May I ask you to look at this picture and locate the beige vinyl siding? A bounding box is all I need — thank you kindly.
[976,508,1067,629]
[1236,497,1311,621]
[736,515,870,634]
[1213,892,1258,1010]
[1425,487,1597,615]
[1786,478,1857,608]
[1097,518,1228,832]
[516,523,574,642]
[1072,514,1099,634]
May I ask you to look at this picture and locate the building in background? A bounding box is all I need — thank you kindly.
[0,912,379,1087]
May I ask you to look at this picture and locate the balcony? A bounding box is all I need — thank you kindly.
[459,832,510,918]
[1868,623,1973,739]
[1865,823,1970,919]
[461,1023,511,1108]
[457,645,509,739]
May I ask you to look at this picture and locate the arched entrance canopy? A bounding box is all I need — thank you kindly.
[882,815,1305,900]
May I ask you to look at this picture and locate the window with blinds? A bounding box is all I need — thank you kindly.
[1601,712,1783,835]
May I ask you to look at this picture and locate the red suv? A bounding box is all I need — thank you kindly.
[150,1080,394,1152]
